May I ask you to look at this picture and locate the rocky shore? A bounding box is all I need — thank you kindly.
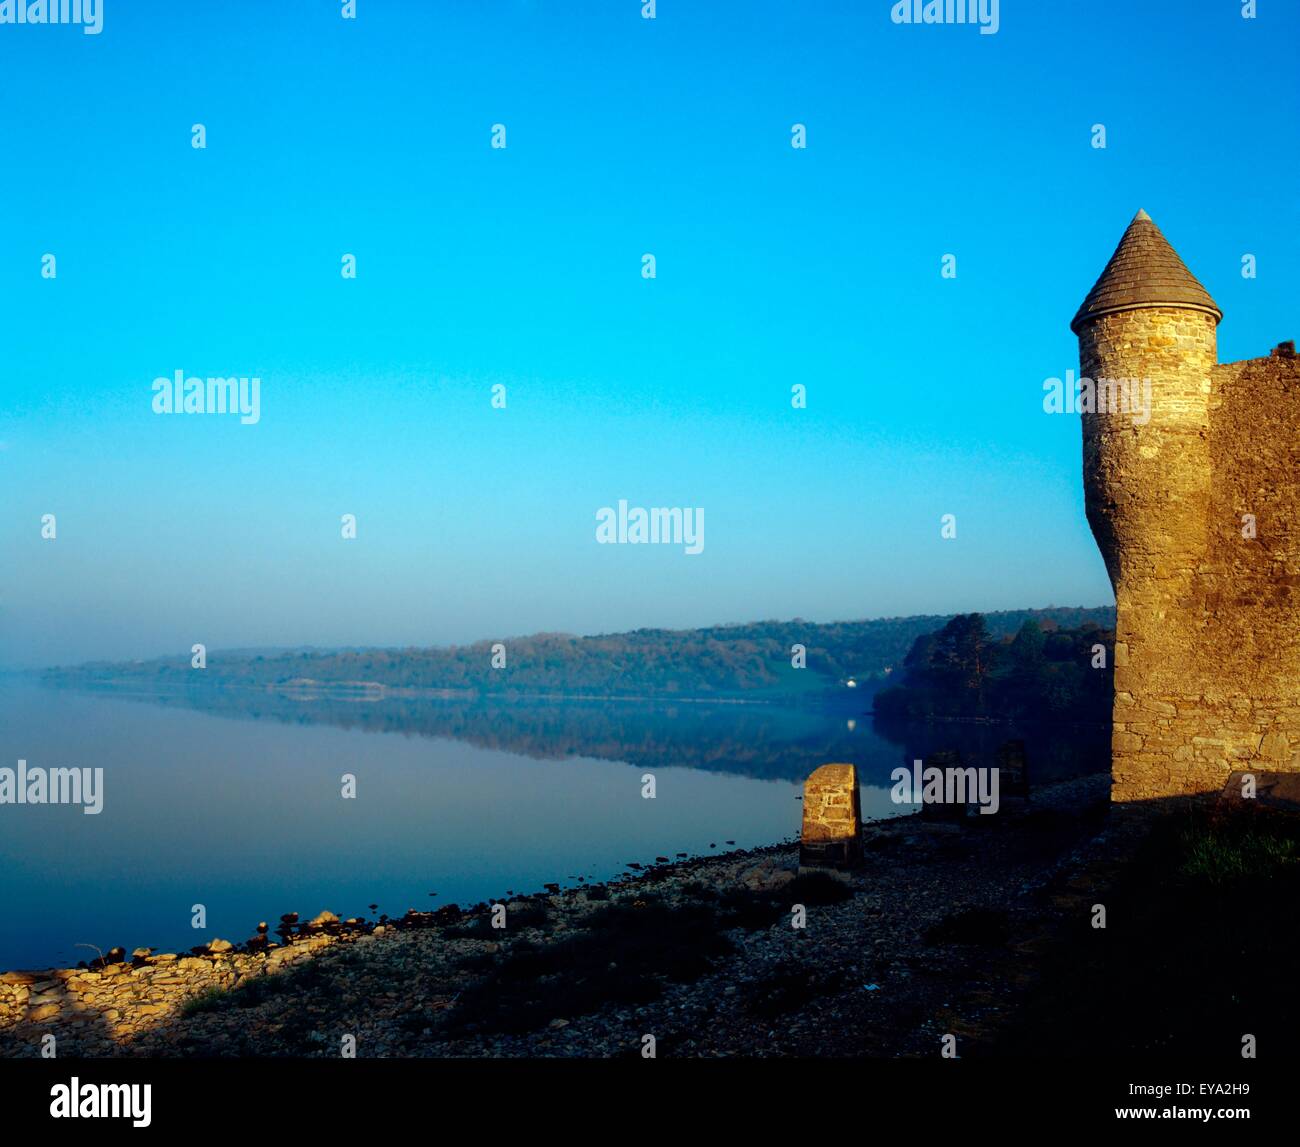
[0,909,396,1049]
[1,774,1133,1058]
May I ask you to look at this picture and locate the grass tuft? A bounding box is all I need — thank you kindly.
[1179,819,1299,885]
[179,986,227,1017]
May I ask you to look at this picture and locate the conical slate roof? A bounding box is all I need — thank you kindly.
[1071,209,1221,333]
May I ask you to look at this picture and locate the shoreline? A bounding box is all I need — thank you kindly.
[0,838,799,1052]
[0,835,801,984]
[1,774,1116,1058]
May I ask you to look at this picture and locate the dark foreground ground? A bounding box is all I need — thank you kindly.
[4,773,1296,1060]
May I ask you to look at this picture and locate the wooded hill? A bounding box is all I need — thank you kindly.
[42,606,1114,702]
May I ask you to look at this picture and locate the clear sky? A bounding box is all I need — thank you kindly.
[1,0,1296,669]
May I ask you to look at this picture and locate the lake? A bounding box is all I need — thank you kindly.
[0,679,1107,970]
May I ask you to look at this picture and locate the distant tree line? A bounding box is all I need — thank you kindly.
[43,607,1114,702]
[871,613,1114,723]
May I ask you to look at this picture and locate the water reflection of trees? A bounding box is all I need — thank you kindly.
[870,714,1111,785]
[62,684,1110,787]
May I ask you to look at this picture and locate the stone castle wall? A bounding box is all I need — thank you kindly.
[1081,307,1300,800]
[1195,349,1300,786]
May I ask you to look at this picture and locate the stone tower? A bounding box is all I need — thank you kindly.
[1073,210,1300,802]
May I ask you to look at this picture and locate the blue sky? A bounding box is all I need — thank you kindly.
[1,0,1297,668]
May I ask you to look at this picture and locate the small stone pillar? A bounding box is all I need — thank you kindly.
[800,763,862,869]
[998,739,1029,798]
[919,749,970,821]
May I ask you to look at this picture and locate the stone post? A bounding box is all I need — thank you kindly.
[799,763,861,870]
[998,739,1029,798]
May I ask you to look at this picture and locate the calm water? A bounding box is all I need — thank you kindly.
[0,680,1106,969]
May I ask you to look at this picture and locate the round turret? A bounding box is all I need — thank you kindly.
[1072,210,1221,591]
